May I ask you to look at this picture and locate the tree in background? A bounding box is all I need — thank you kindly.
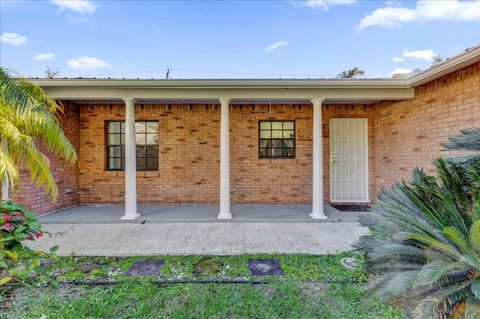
[44,66,60,79]
[432,55,445,66]
[0,67,77,201]
[337,67,365,79]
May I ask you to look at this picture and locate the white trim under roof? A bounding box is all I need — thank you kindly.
[71,98,383,105]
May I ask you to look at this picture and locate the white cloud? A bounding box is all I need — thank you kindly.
[264,40,291,53]
[300,0,356,10]
[49,0,96,14]
[33,53,55,61]
[403,49,436,61]
[67,56,112,70]
[359,7,417,28]
[0,32,27,45]
[359,0,480,29]
[390,67,413,75]
[50,0,96,25]
[391,48,436,66]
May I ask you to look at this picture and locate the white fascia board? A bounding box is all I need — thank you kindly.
[407,46,480,87]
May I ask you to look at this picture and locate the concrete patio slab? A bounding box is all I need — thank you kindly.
[39,204,364,224]
[26,221,368,256]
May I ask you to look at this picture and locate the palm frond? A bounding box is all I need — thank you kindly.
[443,128,480,151]
[471,220,480,253]
[416,261,468,288]
[0,116,58,199]
[405,233,462,260]
[413,284,469,319]
[444,226,471,254]
[465,296,480,319]
[471,278,480,300]
[376,270,420,298]
[369,243,427,263]
[0,67,78,200]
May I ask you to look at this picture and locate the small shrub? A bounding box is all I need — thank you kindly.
[356,129,480,318]
[0,200,56,285]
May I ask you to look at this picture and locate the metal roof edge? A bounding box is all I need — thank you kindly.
[407,45,480,87]
[31,78,410,89]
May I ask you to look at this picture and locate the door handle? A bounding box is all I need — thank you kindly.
[331,155,336,164]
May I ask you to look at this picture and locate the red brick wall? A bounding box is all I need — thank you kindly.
[78,104,220,204]
[373,62,480,197]
[11,101,80,213]
[77,103,374,205]
[230,104,312,204]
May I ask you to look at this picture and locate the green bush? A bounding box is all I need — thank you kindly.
[0,200,56,285]
[356,129,480,319]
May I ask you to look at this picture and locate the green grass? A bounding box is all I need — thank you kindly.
[30,252,367,283]
[0,253,407,319]
[2,283,404,319]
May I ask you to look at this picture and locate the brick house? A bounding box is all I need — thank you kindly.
[4,46,480,220]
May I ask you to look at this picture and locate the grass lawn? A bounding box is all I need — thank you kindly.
[0,252,407,318]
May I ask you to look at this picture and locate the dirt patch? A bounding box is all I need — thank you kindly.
[78,261,103,273]
[253,285,277,297]
[193,257,223,276]
[40,259,56,269]
[301,282,329,296]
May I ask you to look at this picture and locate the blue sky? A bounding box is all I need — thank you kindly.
[1,0,479,79]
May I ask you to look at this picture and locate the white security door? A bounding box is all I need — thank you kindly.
[330,118,369,202]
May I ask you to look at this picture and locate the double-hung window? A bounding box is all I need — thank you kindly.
[259,121,295,158]
[106,121,159,170]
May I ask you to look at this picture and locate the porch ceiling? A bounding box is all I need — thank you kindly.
[69,98,383,105]
[41,86,414,101]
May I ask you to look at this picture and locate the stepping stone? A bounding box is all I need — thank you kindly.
[248,259,284,276]
[340,257,358,270]
[125,260,165,277]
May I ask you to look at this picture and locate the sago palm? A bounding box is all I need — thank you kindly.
[0,67,77,200]
[356,128,480,319]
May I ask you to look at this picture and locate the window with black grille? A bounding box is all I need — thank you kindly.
[258,121,295,158]
[106,121,159,170]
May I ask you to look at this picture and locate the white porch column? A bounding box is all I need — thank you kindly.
[310,98,328,219]
[1,177,8,201]
[218,98,231,219]
[121,98,140,220]
[1,139,8,200]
